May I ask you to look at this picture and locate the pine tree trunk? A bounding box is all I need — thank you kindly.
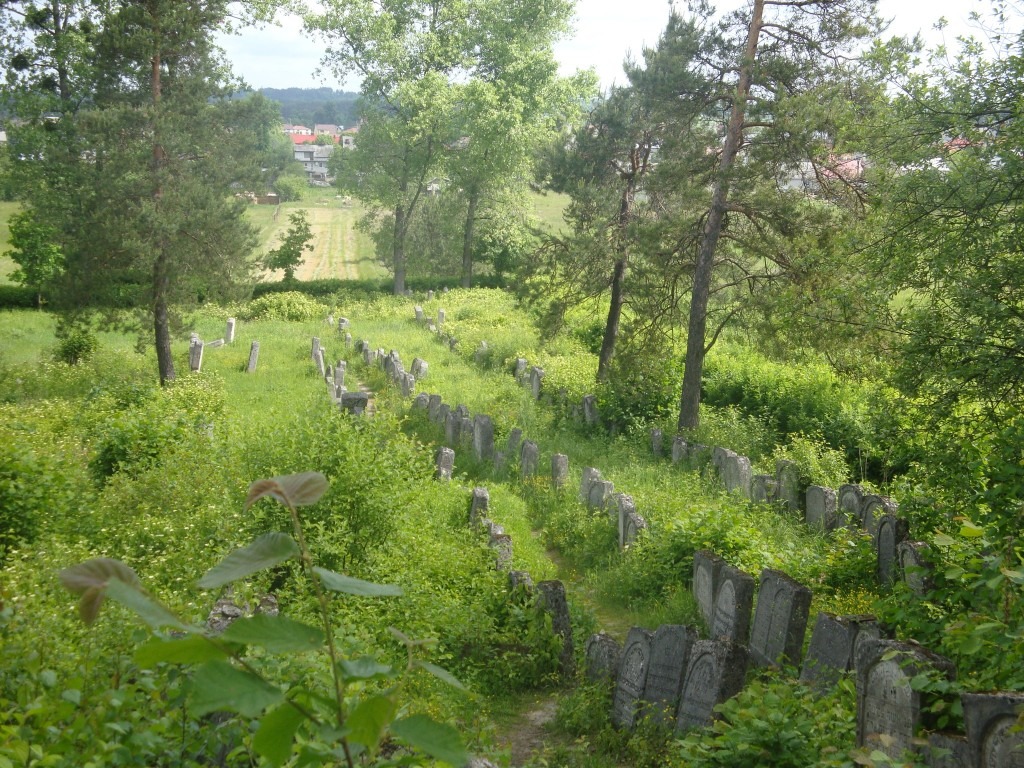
[597,257,627,382]
[393,204,406,295]
[154,252,175,384]
[677,0,764,430]
[461,190,478,288]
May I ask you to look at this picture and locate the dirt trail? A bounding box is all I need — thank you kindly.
[496,695,561,767]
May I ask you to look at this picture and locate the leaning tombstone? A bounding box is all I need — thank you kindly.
[749,569,812,668]
[468,487,490,526]
[692,551,726,629]
[529,366,545,400]
[520,440,539,478]
[434,446,455,481]
[711,565,756,645]
[838,483,865,526]
[642,625,698,727]
[622,512,647,548]
[675,639,749,733]
[472,415,495,462]
[800,613,880,689]
[805,486,839,531]
[226,317,236,344]
[612,628,655,730]
[775,460,802,513]
[856,639,956,761]
[189,339,204,372]
[898,541,934,595]
[962,691,1024,768]
[875,514,910,587]
[750,474,777,504]
[246,341,260,373]
[551,454,569,489]
[205,338,225,349]
[861,494,899,535]
[586,632,622,684]
[537,581,575,678]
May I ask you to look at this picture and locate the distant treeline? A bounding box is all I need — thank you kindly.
[255,87,361,129]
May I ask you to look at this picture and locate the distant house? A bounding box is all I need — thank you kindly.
[314,123,341,137]
[340,125,358,150]
[283,123,313,136]
[294,143,336,183]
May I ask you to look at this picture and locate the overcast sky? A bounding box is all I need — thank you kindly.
[217,0,1014,93]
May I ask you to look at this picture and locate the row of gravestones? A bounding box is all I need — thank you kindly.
[187,318,263,374]
[654,432,931,594]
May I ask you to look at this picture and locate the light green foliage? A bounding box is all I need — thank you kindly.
[237,290,328,322]
[263,210,314,281]
[771,433,850,489]
[52,313,97,365]
[5,209,64,304]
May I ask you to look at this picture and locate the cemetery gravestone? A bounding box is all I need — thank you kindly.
[671,437,687,464]
[675,639,749,733]
[412,393,429,410]
[962,691,1024,768]
[711,565,755,645]
[472,415,495,461]
[898,541,933,595]
[614,494,635,543]
[923,731,973,768]
[875,514,909,586]
[427,394,443,423]
[311,337,321,362]
[651,428,663,457]
[800,613,880,688]
[588,480,614,510]
[750,474,777,504]
[490,533,513,570]
[749,569,812,667]
[551,454,569,489]
[582,394,600,426]
[189,340,204,372]
[805,486,839,531]
[335,361,347,387]
[586,632,622,684]
[642,625,697,727]
[340,392,369,416]
[623,512,647,548]
[414,306,424,322]
[514,358,528,383]
[529,366,544,400]
[469,487,489,526]
[435,447,455,481]
[537,581,575,678]
[775,460,802,513]
[693,550,726,628]
[612,628,654,730]
[246,341,260,373]
[508,570,533,592]
[444,412,459,447]
[226,317,236,343]
[506,428,523,460]
[205,339,224,349]
[520,440,539,478]
[344,332,352,348]
[861,494,899,535]
[437,308,445,326]
[579,467,602,503]
[838,484,865,526]
[723,454,753,498]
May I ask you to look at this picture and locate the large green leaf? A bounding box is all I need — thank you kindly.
[246,472,329,510]
[313,567,403,597]
[105,578,190,631]
[414,660,467,691]
[338,657,394,682]
[347,694,397,752]
[197,533,300,589]
[135,635,229,667]
[220,614,325,653]
[390,714,468,767]
[253,701,306,767]
[58,558,142,625]
[190,660,284,717]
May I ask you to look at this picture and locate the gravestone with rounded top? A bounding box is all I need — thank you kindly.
[861,494,898,535]
[838,483,865,525]
[435,447,454,481]
[875,514,909,586]
[580,467,602,503]
[899,541,933,595]
[675,639,749,733]
[693,550,726,628]
[749,569,812,667]
[775,460,802,513]
[642,625,697,727]
[962,691,1024,768]
[805,486,839,531]
[612,628,654,730]
[520,440,539,478]
[711,565,755,645]
[551,454,569,489]
[800,613,880,688]
[586,632,622,684]
[750,474,777,504]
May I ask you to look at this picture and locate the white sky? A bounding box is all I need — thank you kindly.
[217,0,1014,92]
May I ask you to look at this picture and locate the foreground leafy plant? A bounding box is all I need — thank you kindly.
[60,471,469,767]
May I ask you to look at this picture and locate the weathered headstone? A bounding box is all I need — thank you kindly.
[508,570,533,592]
[505,428,523,460]
[671,436,687,464]
[414,305,424,322]
[362,345,372,365]
[962,691,1024,768]
[226,317,236,344]
[311,336,321,362]
[529,366,544,400]
[427,394,443,423]
[337,317,349,331]
[612,628,654,730]
[315,348,326,378]
[551,454,569,489]
[472,414,495,462]
[642,625,698,726]
[805,486,839,531]
[246,341,260,373]
[490,533,513,571]
[875,514,909,586]
[693,550,726,629]
[861,494,898,535]
[537,581,574,677]
[327,314,334,326]
[469,487,489,526]
[437,308,445,326]
[775,460,802,513]
[579,466,602,503]
[513,357,528,383]
[340,391,369,416]
[586,632,622,684]
[205,338,224,349]
[800,613,880,688]
[750,474,777,504]
[711,565,756,645]
[710,447,733,480]
[898,541,933,595]
[344,332,352,348]
[675,639,749,733]
[520,440,539,478]
[189,339,204,372]
[426,290,434,301]
[749,569,812,668]
[856,639,956,760]
[334,360,347,387]
[613,493,635,540]
[922,732,973,768]
[444,412,460,447]
[434,446,455,481]
[623,512,647,548]
[459,415,474,447]
[582,394,600,426]
[723,454,753,498]
[410,357,428,379]
[838,483,865,526]
[412,392,429,410]
[588,479,614,510]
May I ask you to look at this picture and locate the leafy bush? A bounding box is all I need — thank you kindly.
[771,432,850,488]
[598,352,683,434]
[53,315,98,365]
[238,291,328,322]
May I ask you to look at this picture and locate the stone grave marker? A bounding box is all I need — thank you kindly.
[401,372,416,398]
[506,428,523,460]
[340,391,369,416]
[427,290,434,301]
[205,338,224,349]
[614,494,635,544]
[426,394,442,423]
[520,440,539,478]
[414,305,424,322]
[435,447,455,481]
[459,415,474,446]
[437,308,445,326]
[723,454,753,498]
[875,514,910,586]
[226,317,236,343]
[711,565,755,645]
[189,339,204,372]
[362,345,372,365]
[551,454,569,489]
[311,336,321,361]
[775,460,802,513]
[805,486,839,531]
[711,447,734,480]
[671,437,687,464]
[412,392,429,410]
[334,383,346,400]
[750,474,777,503]
[623,512,647,548]
[508,570,533,591]
[337,317,349,331]
[444,412,459,447]
[675,639,749,733]
[344,332,352,348]
[749,569,812,667]
[438,403,451,427]
[455,404,470,419]
[586,632,622,684]
[469,487,489,526]
[334,360,347,387]
[612,628,654,730]
[490,533,513,570]
[580,467,602,502]
[962,691,1024,768]
[861,494,898,535]
[651,428,663,457]
[642,625,697,727]
[411,358,428,379]
[246,341,260,373]
[588,480,614,510]
[922,731,972,768]
[514,358,528,383]
[838,483,865,526]
[856,639,956,761]
[692,550,726,628]
[472,415,495,462]
[529,366,544,400]
[537,581,575,678]
[582,394,600,426]
[688,443,712,467]
[898,541,933,595]
[800,613,880,688]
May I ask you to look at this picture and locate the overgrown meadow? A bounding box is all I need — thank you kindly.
[1,287,1021,767]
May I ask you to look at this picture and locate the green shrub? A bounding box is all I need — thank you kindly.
[237,290,329,322]
[53,315,98,365]
[771,432,850,488]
